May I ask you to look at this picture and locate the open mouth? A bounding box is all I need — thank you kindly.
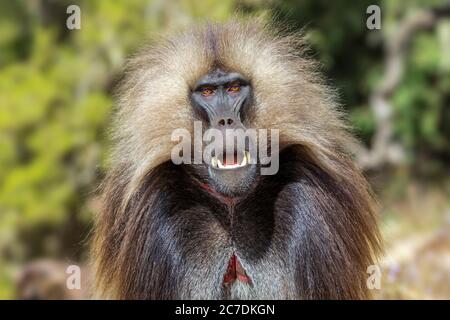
[211,151,251,170]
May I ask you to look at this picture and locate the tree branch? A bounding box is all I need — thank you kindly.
[355,5,450,170]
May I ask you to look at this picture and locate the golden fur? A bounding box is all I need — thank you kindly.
[92,18,381,299]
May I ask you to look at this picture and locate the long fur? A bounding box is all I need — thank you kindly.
[92,18,381,299]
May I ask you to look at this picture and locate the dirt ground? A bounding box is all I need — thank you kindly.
[374,185,450,299]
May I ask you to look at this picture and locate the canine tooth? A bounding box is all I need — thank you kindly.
[211,157,218,167]
[240,153,247,166]
[245,151,251,164]
[217,159,225,169]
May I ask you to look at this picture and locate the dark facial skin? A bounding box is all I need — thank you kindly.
[191,69,251,128]
[190,69,257,196]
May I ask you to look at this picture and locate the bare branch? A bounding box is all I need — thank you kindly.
[355,6,450,170]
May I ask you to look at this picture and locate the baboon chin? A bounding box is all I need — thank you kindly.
[92,18,381,300]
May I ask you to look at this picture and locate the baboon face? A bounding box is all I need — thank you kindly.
[94,20,381,300]
[189,68,258,196]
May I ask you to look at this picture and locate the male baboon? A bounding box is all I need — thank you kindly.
[92,19,381,299]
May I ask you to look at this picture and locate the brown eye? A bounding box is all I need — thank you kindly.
[200,87,215,97]
[227,82,241,93]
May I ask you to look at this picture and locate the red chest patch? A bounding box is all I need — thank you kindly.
[223,254,252,285]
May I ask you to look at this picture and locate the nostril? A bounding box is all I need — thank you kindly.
[218,119,226,126]
[227,118,234,125]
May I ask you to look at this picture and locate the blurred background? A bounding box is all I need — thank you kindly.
[0,0,449,299]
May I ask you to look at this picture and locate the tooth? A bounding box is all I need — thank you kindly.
[211,157,218,168]
[240,152,247,166]
[215,154,250,170]
[218,159,225,169]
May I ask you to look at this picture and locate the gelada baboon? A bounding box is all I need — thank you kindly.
[92,18,381,299]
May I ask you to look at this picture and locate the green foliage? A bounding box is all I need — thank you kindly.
[0,0,242,299]
[393,29,450,169]
[0,0,449,299]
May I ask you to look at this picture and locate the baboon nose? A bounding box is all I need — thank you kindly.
[218,118,235,127]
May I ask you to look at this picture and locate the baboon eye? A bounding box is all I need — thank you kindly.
[200,87,215,97]
[227,82,241,93]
